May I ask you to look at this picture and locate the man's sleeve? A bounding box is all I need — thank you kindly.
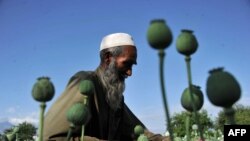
[43,71,92,140]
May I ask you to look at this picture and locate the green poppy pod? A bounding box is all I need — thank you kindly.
[176,29,198,56]
[137,134,149,141]
[134,125,144,136]
[206,68,241,108]
[66,102,89,126]
[147,19,173,50]
[32,77,55,102]
[79,80,95,96]
[181,85,204,112]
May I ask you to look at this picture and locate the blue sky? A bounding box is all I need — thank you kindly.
[0,0,250,133]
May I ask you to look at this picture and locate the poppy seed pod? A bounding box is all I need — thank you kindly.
[137,134,149,141]
[66,102,89,126]
[79,80,95,96]
[181,85,204,112]
[147,19,173,50]
[32,77,55,102]
[206,68,241,108]
[176,29,198,56]
[134,125,144,136]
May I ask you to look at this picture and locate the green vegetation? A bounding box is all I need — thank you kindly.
[170,109,213,137]
[167,104,250,141]
[0,122,36,141]
[215,104,250,132]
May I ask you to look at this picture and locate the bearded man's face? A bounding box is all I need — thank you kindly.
[100,46,137,111]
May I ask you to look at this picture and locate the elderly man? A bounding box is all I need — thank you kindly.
[44,33,168,141]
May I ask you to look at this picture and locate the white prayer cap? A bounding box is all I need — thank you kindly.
[100,33,135,51]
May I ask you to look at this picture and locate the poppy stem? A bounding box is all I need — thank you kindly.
[38,102,46,141]
[185,56,204,141]
[185,112,191,141]
[158,49,174,141]
[66,123,75,141]
[224,107,236,125]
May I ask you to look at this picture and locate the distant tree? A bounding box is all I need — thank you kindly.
[3,122,37,141]
[170,109,213,137]
[215,104,250,131]
[3,128,13,134]
[18,122,37,140]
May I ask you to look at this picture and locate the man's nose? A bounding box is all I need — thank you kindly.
[126,69,132,76]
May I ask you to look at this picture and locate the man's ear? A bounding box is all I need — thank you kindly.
[104,52,112,65]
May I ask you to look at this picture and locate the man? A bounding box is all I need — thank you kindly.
[44,33,168,141]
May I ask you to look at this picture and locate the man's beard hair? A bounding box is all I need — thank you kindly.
[99,59,125,111]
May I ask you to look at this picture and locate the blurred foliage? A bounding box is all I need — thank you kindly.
[170,109,213,137]
[3,122,36,141]
[0,133,5,141]
[215,104,250,131]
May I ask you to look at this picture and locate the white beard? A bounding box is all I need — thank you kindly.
[99,59,125,111]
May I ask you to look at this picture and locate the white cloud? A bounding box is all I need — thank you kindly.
[8,112,39,126]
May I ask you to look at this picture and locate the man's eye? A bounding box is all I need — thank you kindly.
[124,62,132,67]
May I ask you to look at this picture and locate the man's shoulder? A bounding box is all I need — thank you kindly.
[67,70,95,86]
[73,70,94,78]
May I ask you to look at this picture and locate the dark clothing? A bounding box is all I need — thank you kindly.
[43,68,145,141]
